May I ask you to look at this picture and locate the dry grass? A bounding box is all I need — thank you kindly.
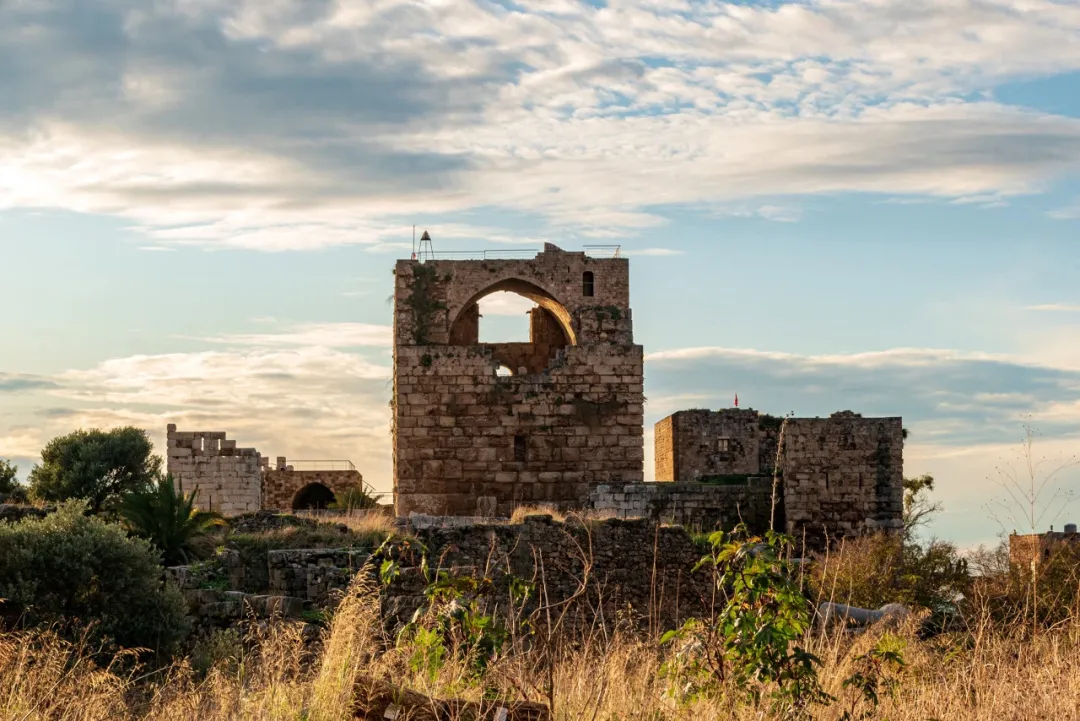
[508,504,615,525]
[5,567,1080,720]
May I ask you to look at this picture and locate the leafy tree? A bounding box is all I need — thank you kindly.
[28,427,162,512]
[903,474,941,536]
[0,458,28,503]
[0,501,189,655]
[120,474,224,566]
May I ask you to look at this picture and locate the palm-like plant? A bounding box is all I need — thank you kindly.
[120,474,224,566]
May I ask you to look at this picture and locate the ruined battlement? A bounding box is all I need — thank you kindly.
[653,409,904,548]
[166,426,364,515]
[392,242,644,517]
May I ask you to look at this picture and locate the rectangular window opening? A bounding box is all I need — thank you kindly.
[717,438,730,452]
[514,434,527,463]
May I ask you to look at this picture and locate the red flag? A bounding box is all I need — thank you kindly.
[734,393,739,408]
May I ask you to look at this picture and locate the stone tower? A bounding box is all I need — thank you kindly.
[392,243,645,517]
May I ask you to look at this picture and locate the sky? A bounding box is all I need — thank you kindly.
[3,0,1080,548]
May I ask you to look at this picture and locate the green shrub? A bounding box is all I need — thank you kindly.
[0,501,189,656]
[120,474,224,566]
[328,485,378,511]
[808,533,969,610]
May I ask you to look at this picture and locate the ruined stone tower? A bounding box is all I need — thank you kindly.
[392,243,645,517]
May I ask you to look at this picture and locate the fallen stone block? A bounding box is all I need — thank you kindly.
[352,676,550,721]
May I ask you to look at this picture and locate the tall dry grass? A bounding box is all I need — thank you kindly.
[6,563,1080,720]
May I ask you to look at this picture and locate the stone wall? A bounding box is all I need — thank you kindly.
[167,425,261,515]
[393,243,645,517]
[655,410,904,548]
[590,480,775,534]
[0,504,52,524]
[268,548,371,604]
[781,412,904,547]
[379,515,714,632]
[1009,530,1080,568]
[262,458,365,511]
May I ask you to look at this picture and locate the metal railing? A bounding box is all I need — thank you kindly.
[413,245,622,261]
[583,244,622,258]
[281,460,357,472]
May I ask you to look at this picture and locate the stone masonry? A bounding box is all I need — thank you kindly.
[1009,526,1080,569]
[167,425,262,515]
[590,479,774,533]
[166,426,364,515]
[262,457,365,511]
[393,243,645,517]
[652,409,904,548]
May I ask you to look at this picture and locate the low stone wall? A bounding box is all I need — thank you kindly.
[589,480,774,534]
[0,504,52,524]
[165,560,305,624]
[268,548,372,604]
[382,514,715,632]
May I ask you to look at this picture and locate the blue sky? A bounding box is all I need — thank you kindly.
[3,0,1080,548]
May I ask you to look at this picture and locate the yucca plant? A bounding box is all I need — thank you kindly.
[119,474,224,566]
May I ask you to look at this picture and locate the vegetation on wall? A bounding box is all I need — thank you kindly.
[407,264,446,345]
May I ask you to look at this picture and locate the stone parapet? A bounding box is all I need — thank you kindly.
[590,480,774,534]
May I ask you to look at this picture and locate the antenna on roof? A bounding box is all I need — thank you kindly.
[418,229,434,262]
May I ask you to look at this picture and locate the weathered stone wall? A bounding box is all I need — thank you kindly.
[380,515,714,632]
[590,480,774,533]
[654,415,675,481]
[663,409,766,481]
[262,458,364,511]
[167,425,261,515]
[1009,531,1080,568]
[781,412,903,548]
[655,410,904,548]
[393,244,645,517]
[268,548,371,604]
[0,504,52,524]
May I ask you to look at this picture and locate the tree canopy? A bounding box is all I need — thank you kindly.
[28,427,162,512]
[0,458,27,503]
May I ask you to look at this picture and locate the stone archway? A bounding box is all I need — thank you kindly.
[448,278,577,347]
[292,482,336,510]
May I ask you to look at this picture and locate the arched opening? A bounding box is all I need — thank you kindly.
[448,278,575,375]
[495,364,514,377]
[478,291,534,343]
[292,482,336,511]
[583,271,594,297]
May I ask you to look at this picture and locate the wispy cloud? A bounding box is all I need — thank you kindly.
[1027,303,1080,313]
[196,322,393,349]
[1,1,1079,248]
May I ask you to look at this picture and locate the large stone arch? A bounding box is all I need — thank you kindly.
[292,482,336,510]
[448,277,577,347]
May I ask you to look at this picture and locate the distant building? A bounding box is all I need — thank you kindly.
[1009,525,1080,569]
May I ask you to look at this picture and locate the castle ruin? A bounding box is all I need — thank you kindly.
[392,243,645,517]
[165,425,366,514]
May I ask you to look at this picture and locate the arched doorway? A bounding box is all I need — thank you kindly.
[292,482,336,510]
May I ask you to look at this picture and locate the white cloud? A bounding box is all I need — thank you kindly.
[1027,303,1080,312]
[0,346,396,492]
[478,292,537,316]
[0,0,1079,247]
[197,322,393,349]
